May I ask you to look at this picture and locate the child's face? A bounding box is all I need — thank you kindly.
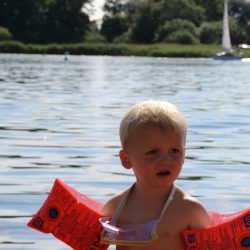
[120,125,185,188]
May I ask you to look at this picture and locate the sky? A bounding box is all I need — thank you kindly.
[89,0,105,21]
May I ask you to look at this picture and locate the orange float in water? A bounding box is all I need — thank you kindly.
[28,179,250,250]
[182,208,250,250]
[27,179,108,250]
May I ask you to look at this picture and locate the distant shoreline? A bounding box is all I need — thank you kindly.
[0,41,249,58]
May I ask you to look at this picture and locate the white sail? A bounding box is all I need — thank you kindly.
[222,0,232,51]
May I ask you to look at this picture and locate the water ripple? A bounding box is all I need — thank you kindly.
[0,54,249,250]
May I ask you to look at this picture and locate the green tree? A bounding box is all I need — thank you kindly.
[155,19,199,44]
[228,17,248,45]
[0,0,48,43]
[199,21,221,44]
[42,0,91,43]
[101,0,128,42]
[194,0,223,21]
[167,30,199,44]
[101,0,250,45]
[85,22,107,43]
[127,0,162,43]
[0,27,13,41]
[101,15,128,42]
[160,0,205,26]
[230,0,250,43]
[103,0,127,15]
[0,0,91,43]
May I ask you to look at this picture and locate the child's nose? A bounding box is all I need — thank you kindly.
[159,153,172,164]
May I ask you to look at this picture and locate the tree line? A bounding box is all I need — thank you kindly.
[1,0,250,45]
[0,0,90,43]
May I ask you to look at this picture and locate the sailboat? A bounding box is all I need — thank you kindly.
[213,0,241,60]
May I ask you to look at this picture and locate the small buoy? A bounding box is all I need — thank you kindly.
[64,51,69,61]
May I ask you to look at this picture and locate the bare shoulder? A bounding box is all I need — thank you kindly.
[100,189,127,216]
[176,187,211,230]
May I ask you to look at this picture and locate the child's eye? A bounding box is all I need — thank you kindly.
[170,148,179,154]
[146,149,158,156]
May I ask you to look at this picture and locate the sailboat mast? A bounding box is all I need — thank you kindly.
[222,0,232,51]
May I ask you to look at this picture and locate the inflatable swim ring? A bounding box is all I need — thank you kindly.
[27,179,250,250]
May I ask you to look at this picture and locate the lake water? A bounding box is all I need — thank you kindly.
[0,54,249,250]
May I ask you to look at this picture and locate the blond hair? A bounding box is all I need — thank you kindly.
[120,100,187,148]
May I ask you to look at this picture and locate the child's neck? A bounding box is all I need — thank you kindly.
[133,182,174,201]
[125,182,175,223]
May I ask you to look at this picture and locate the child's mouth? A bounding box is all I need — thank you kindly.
[157,171,170,176]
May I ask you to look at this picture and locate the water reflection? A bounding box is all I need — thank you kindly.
[0,54,249,249]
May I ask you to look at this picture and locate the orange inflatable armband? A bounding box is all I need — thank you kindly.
[28,179,250,250]
[27,179,109,250]
[182,208,250,250]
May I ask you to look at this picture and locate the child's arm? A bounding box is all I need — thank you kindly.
[100,192,124,216]
[100,198,115,216]
[186,199,211,230]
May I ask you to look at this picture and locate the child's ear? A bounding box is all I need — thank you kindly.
[119,150,132,169]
